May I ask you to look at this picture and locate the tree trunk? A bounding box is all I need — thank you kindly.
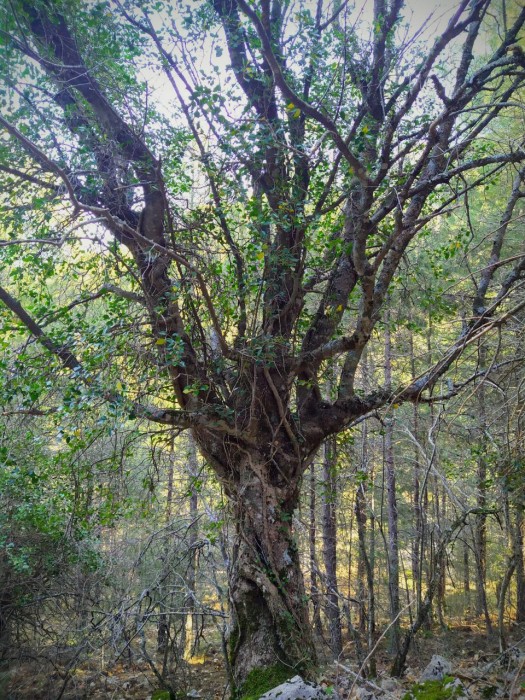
[475,459,490,625]
[410,335,422,614]
[463,539,471,611]
[0,592,11,661]
[391,511,472,677]
[309,462,323,637]
[515,508,525,622]
[355,480,376,676]
[183,437,199,659]
[498,554,517,653]
[436,485,446,629]
[384,314,400,654]
[355,480,367,635]
[322,436,343,657]
[217,448,316,687]
[475,345,492,634]
[157,439,175,657]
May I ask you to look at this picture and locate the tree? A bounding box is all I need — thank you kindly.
[1,0,524,688]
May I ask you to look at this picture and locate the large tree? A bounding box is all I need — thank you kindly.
[1,0,524,687]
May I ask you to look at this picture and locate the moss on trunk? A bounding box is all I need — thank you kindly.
[237,663,294,700]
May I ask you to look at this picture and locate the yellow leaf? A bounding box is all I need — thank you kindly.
[256,251,265,261]
[336,304,343,312]
[287,102,295,110]
[116,381,123,391]
[362,125,369,134]
[155,338,166,345]
[393,403,400,409]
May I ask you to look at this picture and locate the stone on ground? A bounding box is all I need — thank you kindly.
[259,675,338,700]
[419,655,452,682]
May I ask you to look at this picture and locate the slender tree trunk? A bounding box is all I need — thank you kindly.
[183,437,199,659]
[356,359,369,635]
[344,500,365,664]
[436,486,446,629]
[475,344,492,634]
[157,439,175,656]
[463,539,471,612]
[421,468,431,630]
[0,591,11,661]
[391,511,472,676]
[346,490,354,617]
[475,457,490,623]
[355,480,376,676]
[410,335,422,613]
[384,314,400,654]
[356,489,367,634]
[515,508,525,622]
[309,462,323,636]
[498,554,517,653]
[322,436,343,657]
[368,464,377,677]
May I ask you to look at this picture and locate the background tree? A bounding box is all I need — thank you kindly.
[0,0,525,689]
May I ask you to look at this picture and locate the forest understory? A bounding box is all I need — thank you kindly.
[4,620,525,700]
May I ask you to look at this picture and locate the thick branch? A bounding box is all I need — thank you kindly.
[0,285,81,371]
[236,0,369,183]
[0,285,241,436]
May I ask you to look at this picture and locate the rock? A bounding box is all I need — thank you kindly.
[380,677,398,693]
[259,675,336,700]
[444,677,468,697]
[419,655,452,681]
[353,687,377,700]
[187,691,202,698]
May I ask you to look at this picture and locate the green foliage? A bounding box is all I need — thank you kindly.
[152,690,177,700]
[402,677,465,700]
[237,664,293,700]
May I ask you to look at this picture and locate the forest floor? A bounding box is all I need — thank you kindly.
[3,622,525,699]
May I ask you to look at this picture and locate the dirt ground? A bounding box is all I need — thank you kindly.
[3,622,525,699]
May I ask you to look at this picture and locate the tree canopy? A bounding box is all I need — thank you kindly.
[1,0,525,689]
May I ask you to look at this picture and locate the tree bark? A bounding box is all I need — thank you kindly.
[391,510,475,677]
[309,462,323,637]
[410,335,422,614]
[515,508,525,622]
[0,592,11,661]
[355,479,376,676]
[209,445,316,686]
[322,436,343,657]
[384,314,400,654]
[157,439,175,658]
[475,344,492,634]
[498,554,517,653]
[183,437,199,660]
[463,539,471,609]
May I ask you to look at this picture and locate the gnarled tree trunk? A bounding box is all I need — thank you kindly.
[195,435,317,687]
